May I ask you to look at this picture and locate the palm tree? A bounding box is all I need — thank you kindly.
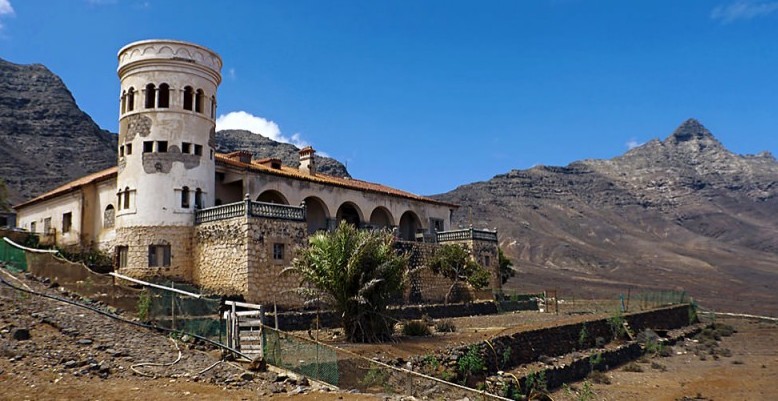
[285,221,409,342]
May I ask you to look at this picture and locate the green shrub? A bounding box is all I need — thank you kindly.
[587,370,610,385]
[458,345,485,382]
[435,319,457,333]
[137,289,151,322]
[402,320,432,336]
[623,362,643,372]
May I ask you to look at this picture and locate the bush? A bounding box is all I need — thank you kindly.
[458,345,485,381]
[650,361,667,371]
[587,370,611,384]
[402,320,432,336]
[623,362,643,372]
[435,319,457,333]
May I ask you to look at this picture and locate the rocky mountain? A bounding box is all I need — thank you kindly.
[0,58,350,204]
[435,119,778,316]
[0,58,118,204]
[215,130,350,178]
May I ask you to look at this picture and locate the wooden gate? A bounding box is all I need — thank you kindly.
[224,300,265,360]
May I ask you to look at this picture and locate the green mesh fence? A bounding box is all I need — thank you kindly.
[0,238,27,272]
[263,327,339,385]
[261,326,509,399]
[627,289,688,312]
[144,280,224,341]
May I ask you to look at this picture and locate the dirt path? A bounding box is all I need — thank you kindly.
[552,317,778,401]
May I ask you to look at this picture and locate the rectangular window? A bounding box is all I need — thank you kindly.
[484,255,491,267]
[210,149,214,160]
[143,141,154,153]
[194,144,203,156]
[273,243,285,261]
[430,218,445,232]
[126,143,132,155]
[119,145,124,157]
[148,245,171,267]
[43,217,51,234]
[62,212,72,233]
[181,142,191,154]
[157,141,168,153]
[30,222,36,233]
[117,246,128,268]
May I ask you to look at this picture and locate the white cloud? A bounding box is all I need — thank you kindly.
[0,0,13,30]
[228,68,236,80]
[0,0,13,15]
[216,111,311,149]
[626,139,644,150]
[711,0,778,23]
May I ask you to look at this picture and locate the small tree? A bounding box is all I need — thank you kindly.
[498,248,515,285]
[428,244,490,304]
[285,221,409,342]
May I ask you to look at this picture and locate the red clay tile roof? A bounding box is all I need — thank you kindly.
[13,167,118,210]
[215,154,457,208]
[14,156,457,210]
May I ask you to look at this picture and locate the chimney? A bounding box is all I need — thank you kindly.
[226,150,253,164]
[299,146,316,175]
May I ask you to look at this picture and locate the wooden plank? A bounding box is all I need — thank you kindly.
[239,319,263,327]
[235,310,262,317]
[225,300,263,309]
[240,344,263,350]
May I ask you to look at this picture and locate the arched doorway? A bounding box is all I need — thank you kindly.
[336,202,363,228]
[399,211,422,241]
[369,207,394,229]
[303,196,330,234]
[256,190,289,205]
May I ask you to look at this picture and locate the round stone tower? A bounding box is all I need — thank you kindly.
[114,39,222,278]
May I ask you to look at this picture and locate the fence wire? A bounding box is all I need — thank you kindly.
[262,325,509,400]
[0,238,27,272]
[143,280,224,341]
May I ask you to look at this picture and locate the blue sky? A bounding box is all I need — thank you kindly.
[1,1,777,195]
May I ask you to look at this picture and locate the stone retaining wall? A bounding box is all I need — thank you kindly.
[267,300,537,331]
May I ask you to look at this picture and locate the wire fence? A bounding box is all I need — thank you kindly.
[0,238,28,272]
[262,325,510,400]
[142,279,224,341]
[625,289,689,312]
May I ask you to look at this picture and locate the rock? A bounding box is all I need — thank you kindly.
[76,339,93,346]
[275,373,288,382]
[238,372,255,381]
[248,356,267,372]
[64,360,78,369]
[11,328,30,341]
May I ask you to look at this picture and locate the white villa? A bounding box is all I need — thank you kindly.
[14,39,500,306]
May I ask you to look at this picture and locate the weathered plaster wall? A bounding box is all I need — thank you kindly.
[16,190,83,247]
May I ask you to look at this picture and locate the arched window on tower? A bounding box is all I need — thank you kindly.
[195,188,203,209]
[210,95,216,118]
[121,90,127,114]
[181,186,190,208]
[158,83,170,108]
[195,89,204,113]
[127,87,135,112]
[123,187,131,209]
[104,205,115,228]
[183,86,194,111]
[145,84,156,109]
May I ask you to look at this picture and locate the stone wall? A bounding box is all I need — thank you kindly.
[193,216,249,296]
[403,304,697,376]
[269,300,520,331]
[245,218,308,308]
[115,225,193,280]
[397,240,497,304]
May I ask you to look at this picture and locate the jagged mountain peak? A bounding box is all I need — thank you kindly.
[664,118,720,146]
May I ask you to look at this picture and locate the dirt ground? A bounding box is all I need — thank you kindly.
[2,267,776,401]
[552,317,778,401]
